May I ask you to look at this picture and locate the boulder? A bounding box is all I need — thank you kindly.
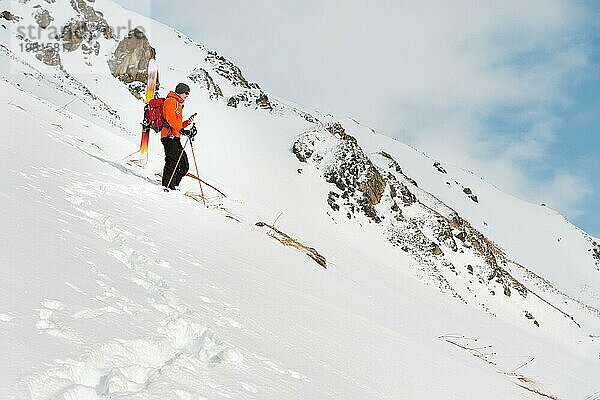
[34,9,53,29]
[108,28,157,86]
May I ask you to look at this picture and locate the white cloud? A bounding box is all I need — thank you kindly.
[538,173,593,218]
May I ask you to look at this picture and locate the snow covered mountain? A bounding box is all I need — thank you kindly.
[1,1,599,399]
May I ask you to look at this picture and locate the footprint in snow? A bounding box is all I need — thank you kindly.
[41,299,65,311]
[214,316,243,329]
[0,312,15,323]
[241,382,259,394]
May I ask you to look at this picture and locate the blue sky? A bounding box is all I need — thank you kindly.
[115,0,599,237]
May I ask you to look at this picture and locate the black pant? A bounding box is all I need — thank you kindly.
[161,136,189,189]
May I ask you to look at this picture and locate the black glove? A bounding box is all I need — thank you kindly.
[182,124,198,139]
[180,128,196,139]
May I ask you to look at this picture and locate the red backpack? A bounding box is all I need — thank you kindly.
[143,97,165,132]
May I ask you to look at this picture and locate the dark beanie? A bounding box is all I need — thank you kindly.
[175,83,191,94]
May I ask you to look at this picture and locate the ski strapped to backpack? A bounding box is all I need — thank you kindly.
[125,59,159,166]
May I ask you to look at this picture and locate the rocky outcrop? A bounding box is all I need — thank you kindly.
[69,0,112,34]
[449,215,527,297]
[226,91,272,110]
[188,68,222,100]
[0,11,21,22]
[463,187,479,203]
[35,45,61,66]
[206,50,251,89]
[34,8,53,29]
[431,216,458,252]
[61,20,86,51]
[383,170,417,208]
[227,93,247,108]
[60,0,112,52]
[591,241,600,271]
[204,50,272,110]
[379,151,419,187]
[433,161,447,174]
[255,92,272,110]
[293,123,548,319]
[108,28,157,87]
[294,123,386,222]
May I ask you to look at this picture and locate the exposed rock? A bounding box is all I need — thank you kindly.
[592,241,600,270]
[227,96,239,108]
[188,68,222,100]
[35,44,61,66]
[432,217,458,252]
[70,0,112,35]
[0,11,21,21]
[434,162,447,174]
[203,51,272,110]
[227,93,249,108]
[300,111,317,123]
[450,215,528,298]
[255,92,272,110]
[59,0,112,53]
[455,231,467,242]
[432,244,443,256]
[34,8,53,29]
[378,151,418,187]
[205,51,251,88]
[126,81,146,101]
[292,136,314,163]
[108,28,157,86]
[327,124,386,206]
[524,311,535,319]
[388,219,461,299]
[388,176,416,207]
[61,20,87,51]
[81,41,99,56]
[294,123,386,223]
[327,192,340,211]
[462,187,479,203]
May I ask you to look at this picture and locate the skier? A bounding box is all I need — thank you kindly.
[161,83,196,191]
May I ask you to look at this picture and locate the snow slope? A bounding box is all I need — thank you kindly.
[1,1,599,399]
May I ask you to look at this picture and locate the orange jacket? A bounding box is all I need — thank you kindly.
[161,91,191,138]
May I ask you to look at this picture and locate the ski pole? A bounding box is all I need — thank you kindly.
[166,136,190,190]
[189,138,207,207]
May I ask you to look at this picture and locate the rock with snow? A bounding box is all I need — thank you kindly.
[108,28,156,87]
